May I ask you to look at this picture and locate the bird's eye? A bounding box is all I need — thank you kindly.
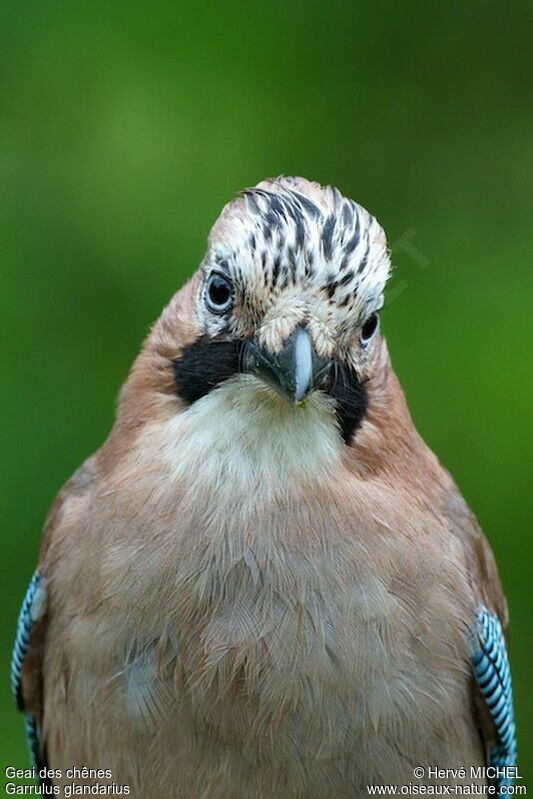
[360,312,379,344]
[205,273,233,314]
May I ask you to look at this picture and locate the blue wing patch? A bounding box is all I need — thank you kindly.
[472,606,517,792]
[11,572,47,771]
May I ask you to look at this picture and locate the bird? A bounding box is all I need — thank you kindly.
[12,176,517,798]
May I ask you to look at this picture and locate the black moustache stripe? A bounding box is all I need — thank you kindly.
[325,362,368,444]
[173,339,367,445]
[173,339,242,405]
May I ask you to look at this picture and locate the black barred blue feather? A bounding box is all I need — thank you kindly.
[11,572,45,773]
[11,572,41,708]
[472,606,517,793]
[24,715,40,770]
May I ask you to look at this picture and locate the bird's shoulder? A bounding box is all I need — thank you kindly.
[19,452,100,710]
[439,471,518,780]
[441,478,507,629]
[39,452,100,558]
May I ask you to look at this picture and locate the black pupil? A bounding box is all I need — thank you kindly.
[361,313,378,340]
[208,276,231,308]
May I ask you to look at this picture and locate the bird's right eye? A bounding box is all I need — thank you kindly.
[205,273,233,314]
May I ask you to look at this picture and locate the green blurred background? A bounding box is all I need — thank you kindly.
[1,0,531,779]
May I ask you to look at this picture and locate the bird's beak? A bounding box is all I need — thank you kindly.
[243,327,331,404]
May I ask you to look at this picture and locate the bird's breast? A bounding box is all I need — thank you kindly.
[92,493,474,770]
[51,434,481,790]
[90,391,476,762]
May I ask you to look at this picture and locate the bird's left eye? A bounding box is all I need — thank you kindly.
[360,312,379,344]
[205,273,233,314]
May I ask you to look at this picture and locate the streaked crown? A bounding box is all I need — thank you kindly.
[200,176,391,356]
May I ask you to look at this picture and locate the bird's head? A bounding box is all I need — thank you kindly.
[121,177,396,460]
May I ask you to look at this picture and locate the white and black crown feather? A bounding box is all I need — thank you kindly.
[201,177,391,353]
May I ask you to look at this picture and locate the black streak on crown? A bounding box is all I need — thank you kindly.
[242,185,367,295]
[244,186,322,257]
[321,214,336,260]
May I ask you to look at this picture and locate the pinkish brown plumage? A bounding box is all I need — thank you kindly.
[14,177,516,798]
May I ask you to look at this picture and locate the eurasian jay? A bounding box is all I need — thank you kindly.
[12,177,517,798]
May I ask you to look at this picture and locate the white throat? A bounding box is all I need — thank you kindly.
[153,375,343,502]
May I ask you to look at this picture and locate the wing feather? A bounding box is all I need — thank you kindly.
[11,454,98,781]
[11,572,48,772]
[444,485,517,794]
[472,606,517,783]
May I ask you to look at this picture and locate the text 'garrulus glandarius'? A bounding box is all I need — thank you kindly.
[12,177,517,798]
